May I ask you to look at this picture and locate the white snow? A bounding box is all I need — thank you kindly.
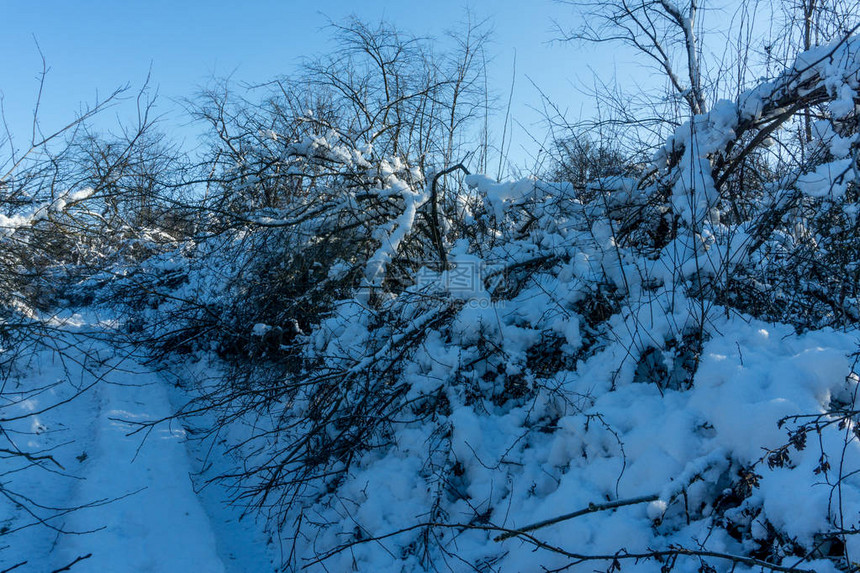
[0,325,275,573]
[5,28,860,573]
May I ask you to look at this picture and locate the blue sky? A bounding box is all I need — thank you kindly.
[0,1,751,172]
[2,0,611,170]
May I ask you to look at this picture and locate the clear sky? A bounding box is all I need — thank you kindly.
[0,0,754,173]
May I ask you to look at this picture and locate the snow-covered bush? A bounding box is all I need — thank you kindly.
[110,20,860,573]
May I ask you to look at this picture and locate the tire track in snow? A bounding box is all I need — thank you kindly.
[49,349,228,573]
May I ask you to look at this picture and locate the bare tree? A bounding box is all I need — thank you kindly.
[559,0,708,116]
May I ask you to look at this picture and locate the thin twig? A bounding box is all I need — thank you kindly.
[50,554,93,573]
[494,494,658,541]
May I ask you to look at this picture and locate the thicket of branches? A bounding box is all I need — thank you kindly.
[4,3,860,571]
[0,75,173,547]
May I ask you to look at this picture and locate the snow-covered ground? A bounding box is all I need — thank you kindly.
[0,319,275,573]
[3,306,858,573]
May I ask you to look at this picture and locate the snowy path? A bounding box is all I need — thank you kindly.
[1,336,273,573]
[49,350,227,572]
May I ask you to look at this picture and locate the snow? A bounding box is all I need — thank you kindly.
[0,323,275,573]
[49,364,225,573]
[8,244,860,571]
[797,158,856,198]
[464,174,536,222]
[361,169,427,292]
[252,323,272,336]
[4,28,860,573]
[0,188,94,237]
[259,296,859,572]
